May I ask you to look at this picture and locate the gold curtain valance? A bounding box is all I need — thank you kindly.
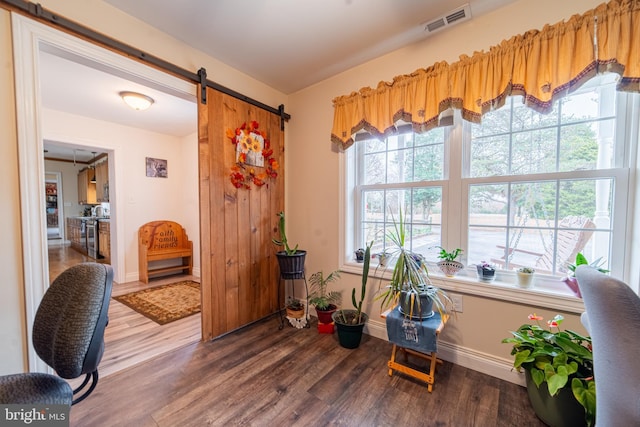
[332,0,640,149]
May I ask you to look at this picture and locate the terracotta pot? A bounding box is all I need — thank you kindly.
[286,306,305,319]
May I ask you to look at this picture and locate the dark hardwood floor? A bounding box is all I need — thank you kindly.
[70,316,545,427]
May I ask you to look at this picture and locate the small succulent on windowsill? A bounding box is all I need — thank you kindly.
[435,246,464,277]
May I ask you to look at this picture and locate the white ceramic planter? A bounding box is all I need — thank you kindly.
[517,271,535,288]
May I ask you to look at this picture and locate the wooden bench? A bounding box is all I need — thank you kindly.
[138,220,193,284]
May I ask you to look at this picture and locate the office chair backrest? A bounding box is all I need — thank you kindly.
[32,263,113,379]
[576,265,640,426]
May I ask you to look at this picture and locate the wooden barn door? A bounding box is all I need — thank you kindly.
[198,87,284,340]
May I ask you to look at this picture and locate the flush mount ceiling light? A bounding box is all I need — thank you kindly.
[119,91,154,111]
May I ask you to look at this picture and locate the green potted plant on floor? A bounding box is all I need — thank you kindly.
[272,211,306,279]
[332,241,373,349]
[502,313,595,427]
[377,211,453,319]
[308,270,341,324]
[435,246,464,277]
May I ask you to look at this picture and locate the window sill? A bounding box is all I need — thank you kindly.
[340,261,585,314]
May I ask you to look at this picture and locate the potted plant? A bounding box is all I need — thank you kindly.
[435,246,464,277]
[516,267,535,288]
[272,211,306,279]
[308,270,341,324]
[502,313,595,427]
[285,297,305,319]
[376,212,453,320]
[563,253,609,297]
[476,261,496,282]
[332,241,373,349]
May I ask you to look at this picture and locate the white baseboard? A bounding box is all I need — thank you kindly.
[365,318,526,387]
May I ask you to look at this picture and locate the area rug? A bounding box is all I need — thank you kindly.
[114,280,201,325]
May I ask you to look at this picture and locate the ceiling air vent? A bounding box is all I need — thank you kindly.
[424,4,471,34]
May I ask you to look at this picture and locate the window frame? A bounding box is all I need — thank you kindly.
[339,81,639,313]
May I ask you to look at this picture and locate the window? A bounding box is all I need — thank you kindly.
[346,74,635,295]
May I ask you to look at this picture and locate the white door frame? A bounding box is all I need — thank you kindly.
[12,14,196,372]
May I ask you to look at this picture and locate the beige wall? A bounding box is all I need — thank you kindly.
[287,0,602,377]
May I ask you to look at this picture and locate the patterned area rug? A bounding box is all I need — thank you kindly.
[114,280,201,325]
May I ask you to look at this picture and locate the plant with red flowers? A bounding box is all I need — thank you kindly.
[503,313,595,426]
[226,120,279,189]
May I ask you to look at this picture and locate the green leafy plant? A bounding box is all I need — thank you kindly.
[308,270,341,310]
[272,211,299,255]
[334,241,373,325]
[517,267,535,274]
[286,297,303,310]
[567,252,609,276]
[435,247,463,262]
[376,211,453,317]
[502,313,595,426]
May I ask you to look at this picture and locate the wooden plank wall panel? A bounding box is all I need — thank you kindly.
[198,89,284,339]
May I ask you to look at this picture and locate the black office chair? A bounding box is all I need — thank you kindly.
[0,262,113,406]
[576,265,640,426]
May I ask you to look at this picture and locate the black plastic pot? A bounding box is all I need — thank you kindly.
[332,310,368,349]
[275,250,307,279]
[399,286,435,320]
[525,369,587,427]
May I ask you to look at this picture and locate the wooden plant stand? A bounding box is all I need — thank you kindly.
[383,309,448,392]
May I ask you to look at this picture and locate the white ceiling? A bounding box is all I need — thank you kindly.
[104,0,516,94]
[41,0,516,160]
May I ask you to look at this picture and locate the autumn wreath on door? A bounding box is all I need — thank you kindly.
[226,121,279,189]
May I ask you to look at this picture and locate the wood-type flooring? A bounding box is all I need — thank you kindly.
[69,315,545,427]
[50,245,544,427]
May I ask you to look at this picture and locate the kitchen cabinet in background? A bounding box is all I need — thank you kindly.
[98,220,110,262]
[95,160,109,202]
[77,168,96,205]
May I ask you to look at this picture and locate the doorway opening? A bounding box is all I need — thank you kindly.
[13,14,200,374]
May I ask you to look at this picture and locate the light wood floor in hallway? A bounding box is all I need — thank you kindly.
[48,244,201,378]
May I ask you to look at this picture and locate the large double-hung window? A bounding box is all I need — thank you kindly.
[346,74,635,293]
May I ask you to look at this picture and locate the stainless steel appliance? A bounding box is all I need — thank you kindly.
[86,218,101,259]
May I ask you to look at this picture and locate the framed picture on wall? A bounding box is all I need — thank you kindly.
[146,157,168,178]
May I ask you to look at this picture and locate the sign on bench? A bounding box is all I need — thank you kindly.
[138,220,193,284]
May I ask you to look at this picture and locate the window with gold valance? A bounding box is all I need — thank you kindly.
[331,0,640,149]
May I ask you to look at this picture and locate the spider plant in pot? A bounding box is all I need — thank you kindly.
[377,212,453,320]
[308,270,341,325]
[435,246,464,277]
[272,211,306,279]
[332,241,373,349]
